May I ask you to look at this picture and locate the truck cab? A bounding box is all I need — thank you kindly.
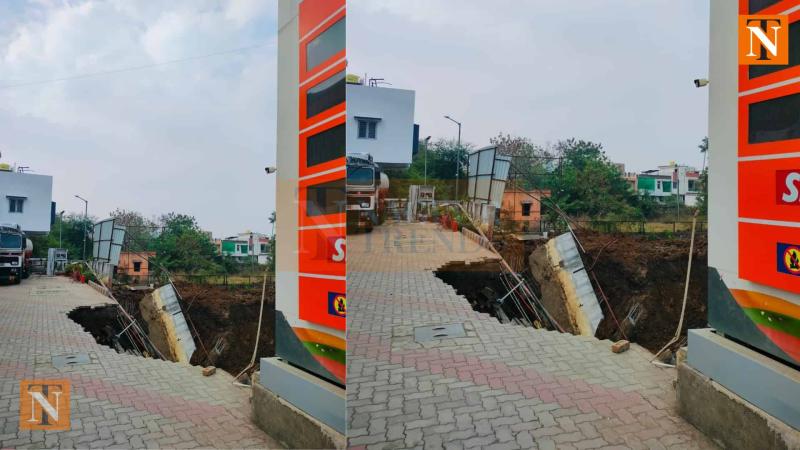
[0,224,29,284]
[346,153,389,232]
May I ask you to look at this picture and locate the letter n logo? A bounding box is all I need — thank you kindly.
[19,380,71,431]
[739,15,789,65]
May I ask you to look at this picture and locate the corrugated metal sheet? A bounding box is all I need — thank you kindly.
[467,146,512,208]
[553,232,604,334]
[157,284,196,362]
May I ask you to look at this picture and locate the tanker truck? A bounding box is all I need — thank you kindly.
[0,224,32,284]
[346,153,389,233]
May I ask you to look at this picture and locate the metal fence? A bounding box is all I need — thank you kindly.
[170,272,274,288]
[571,220,707,234]
[518,219,706,235]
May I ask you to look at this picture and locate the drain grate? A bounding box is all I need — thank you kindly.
[52,353,90,369]
[414,323,466,343]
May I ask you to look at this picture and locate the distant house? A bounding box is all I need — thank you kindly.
[637,163,700,206]
[219,231,271,265]
[500,188,551,232]
[637,172,674,201]
[117,251,156,279]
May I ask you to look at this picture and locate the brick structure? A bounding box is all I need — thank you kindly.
[0,276,279,449]
[347,221,714,449]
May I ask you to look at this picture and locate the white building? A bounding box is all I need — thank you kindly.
[0,166,53,235]
[636,163,701,207]
[219,231,271,265]
[346,82,416,167]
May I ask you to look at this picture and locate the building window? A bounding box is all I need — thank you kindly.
[307,71,345,118]
[306,17,345,71]
[133,261,142,273]
[521,203,532,217]
[749,92,800,144]
[307,123,345,167]
[357,118,378,139]
[8,197,24,213]
[306,178,346,216]
[656,180,662,190]
[260,244,268,253]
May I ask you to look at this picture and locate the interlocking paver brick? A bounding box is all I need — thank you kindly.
[0,276,280,449]
[347,222,716,449]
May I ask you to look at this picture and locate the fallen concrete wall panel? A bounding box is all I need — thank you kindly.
[552,233,604,335]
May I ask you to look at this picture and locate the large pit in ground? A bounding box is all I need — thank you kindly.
[69,305,142,354]
[68,281,275,377]
[435,230,708,354]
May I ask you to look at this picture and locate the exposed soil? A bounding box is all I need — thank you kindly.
[576,230,708,353]
[176,281,275,377]
[69,305,140,353]
[436,260,506,316]
[493,233,548,273]
[436,229,708,355]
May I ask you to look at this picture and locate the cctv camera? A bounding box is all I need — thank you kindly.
[264,166,277,174]
[694,78,709,88]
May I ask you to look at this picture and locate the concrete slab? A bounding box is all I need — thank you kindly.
[252,371,345,450]
[685,328,800,432]
[259,357,345,434]
[678,359,800,449]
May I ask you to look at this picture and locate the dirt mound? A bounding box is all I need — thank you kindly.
[176,281,275,376]
[493,234,548,272]
[576,230,708,353]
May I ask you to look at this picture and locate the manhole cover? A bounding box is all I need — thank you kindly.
[414,323,466,343]
[52,353,90,369]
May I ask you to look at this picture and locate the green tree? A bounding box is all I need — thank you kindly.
[398,138,472,199]
[267,211,276,273]
[696,137,709,216]
[110,208,157,252]
[29,213,96,260]
[543,139,639,219]
[151,213,218,274]
[490,133,555,190]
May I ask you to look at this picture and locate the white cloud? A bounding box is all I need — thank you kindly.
[349,0,710,173]
[0,1,278,236]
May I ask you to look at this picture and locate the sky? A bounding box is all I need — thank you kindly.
[1,1,710,237]
[348,0,710,173]
[0,0,277,237]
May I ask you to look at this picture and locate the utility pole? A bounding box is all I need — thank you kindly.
[58,210,65,248]
[444,115,462,201]
[423,136,431,186]
[75,195,88,260]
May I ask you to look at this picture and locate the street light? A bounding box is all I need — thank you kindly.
[423,136,431,186]
[58,210,65,248]
[444,115,462,201]
[75,195,88,260]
